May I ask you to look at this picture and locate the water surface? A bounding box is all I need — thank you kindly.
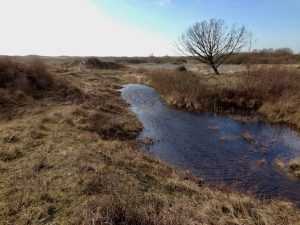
[121,84,300,204]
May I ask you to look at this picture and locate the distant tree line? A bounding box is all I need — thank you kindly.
[224,48,300,64]
[101,48,300,65]
[252,48,294,55]
[94,46,299,66]
[102,56,188,64]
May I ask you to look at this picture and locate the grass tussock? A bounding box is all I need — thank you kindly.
[71,97,142,140]
[0,58,55,93]
[274,157,300,179]
[0,58,85,120]
[288,158,300,179]
[0,59,299,224]
[84,112,141,140]
[242,132,255,142]
[143,65,300,129]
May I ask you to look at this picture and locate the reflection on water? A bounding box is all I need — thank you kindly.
[121,84,300,205]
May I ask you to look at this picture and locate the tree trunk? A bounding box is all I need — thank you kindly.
[212,65,220,75]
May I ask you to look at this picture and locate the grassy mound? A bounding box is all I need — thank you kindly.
[0,58,56,93]
[0,58,83,101]
[0,58,84,121]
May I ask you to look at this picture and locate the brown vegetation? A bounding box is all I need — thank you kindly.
[85,57,125,70]
[0,58,84,119]
[107,56,187,65]
[288,159,300,179]
[242,132,254,142]
[143,65,300,129]
[0,59,300,224]
[274,157,300,179]
[90,49,300,65]
[0,58,57,93]
[225,49,300,64]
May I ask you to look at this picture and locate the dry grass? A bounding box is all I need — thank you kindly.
[288,158,300,179]
[0,59,299,224]
[0,58,55,93]
[143,65,300,129]
[225,51,300,64]
[85,57,125,70]
[274,157,300,179]
[242,66,297,99]
[274,157,286,170]
[242,132,255,142]
[0,58,85,121]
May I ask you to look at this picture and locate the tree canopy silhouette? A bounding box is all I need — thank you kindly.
[177,19,251,75]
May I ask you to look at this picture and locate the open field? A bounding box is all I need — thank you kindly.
[0,57,300,224]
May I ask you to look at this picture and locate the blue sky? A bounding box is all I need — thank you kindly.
[94,0,300,53]
[0,0,299,56]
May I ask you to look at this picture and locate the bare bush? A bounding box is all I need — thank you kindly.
[242,66,297,99]
[0,58,56,93]
[24,58,54,91]
[0,58,85,110]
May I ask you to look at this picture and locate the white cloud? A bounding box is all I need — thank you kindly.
[0,0,173,56]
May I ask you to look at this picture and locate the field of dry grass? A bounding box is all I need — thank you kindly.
[0,58,300,224]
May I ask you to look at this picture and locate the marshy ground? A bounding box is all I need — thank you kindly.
[140,63,300,181]
[121,83,300,204]
[141,65,300,130]
[0,57,300,224]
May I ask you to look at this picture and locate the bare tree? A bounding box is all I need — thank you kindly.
[177,19,251,75]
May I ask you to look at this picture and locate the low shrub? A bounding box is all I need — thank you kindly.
[85,57,125,70]
[0,58,84,109]
[177,65,187,72]
[241,66,298,100]
[0,58,55,93]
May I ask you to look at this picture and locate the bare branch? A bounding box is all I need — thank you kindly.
[177,18,251,75]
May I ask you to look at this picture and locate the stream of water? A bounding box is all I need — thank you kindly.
[121,84,300,205]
